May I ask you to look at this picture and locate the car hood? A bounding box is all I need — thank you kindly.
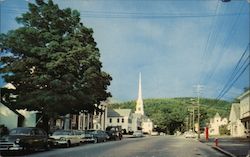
[0,135,28,142]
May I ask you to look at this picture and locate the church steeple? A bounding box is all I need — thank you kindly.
[135,72,144,115]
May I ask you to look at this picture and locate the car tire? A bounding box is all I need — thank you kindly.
[23,144,31,153]
[44,142,51,150]
[66,141,71,148]
[93,138,98,144]
[115,136,119,141]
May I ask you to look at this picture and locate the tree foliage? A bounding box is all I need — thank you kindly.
[0,0,111,116]
[109,97,231,134]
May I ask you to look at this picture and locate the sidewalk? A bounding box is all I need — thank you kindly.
[199,137,250,157]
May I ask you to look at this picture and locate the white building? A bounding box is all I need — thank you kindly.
[209,112,228,135]
[228,103,245,137]
[0,83,38,131]
[106,73,153,134]
[106,109,133,133]
[239,90,250,137]
[142,118,154,134]
[228,90,250,137]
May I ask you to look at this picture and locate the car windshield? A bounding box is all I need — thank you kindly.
[52,130,71,135]
[85,130,96,134]
[9,128,32,135]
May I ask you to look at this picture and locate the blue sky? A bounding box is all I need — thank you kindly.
[0,0,249,102]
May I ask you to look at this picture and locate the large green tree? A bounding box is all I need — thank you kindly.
[0,0,111,128]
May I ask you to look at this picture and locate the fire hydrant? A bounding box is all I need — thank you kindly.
[214,138,219,147]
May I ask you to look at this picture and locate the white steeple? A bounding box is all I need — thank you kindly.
[135,72,144,115]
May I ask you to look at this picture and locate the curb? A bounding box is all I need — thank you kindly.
[212,146,237,157]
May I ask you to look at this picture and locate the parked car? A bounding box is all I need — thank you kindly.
[79,130,95,143]
[106,126,123,141]
[87,130,109,143]
[0,127,50,152]
[50,130,82,147]
[133,130,144,138]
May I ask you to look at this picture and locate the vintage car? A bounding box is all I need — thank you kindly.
[87,130,109,143]
[79,130,95,143]
[50,130,82,147]
[133,130,144,138]
[106,126,123,141]
[0,127,49,152]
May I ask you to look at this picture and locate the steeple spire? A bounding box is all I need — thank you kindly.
[135,72,144,115]
[138,72,142,100]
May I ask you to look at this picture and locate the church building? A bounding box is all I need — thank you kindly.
[131,73,153,134]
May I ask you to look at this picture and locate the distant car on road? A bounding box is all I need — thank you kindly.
[0,127,50,152]
[184,131,196,138]
[50,130,82,147]
[151,131,159,136]
[133,130,144,138]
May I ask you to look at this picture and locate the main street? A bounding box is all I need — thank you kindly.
[22,136,226,157]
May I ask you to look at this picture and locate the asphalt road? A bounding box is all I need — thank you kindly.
[4,136,227,157]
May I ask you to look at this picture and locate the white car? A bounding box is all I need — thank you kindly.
[50,130,82,147]
[133,130,144,138]
[151,131,159,136]
[184,131,196,138]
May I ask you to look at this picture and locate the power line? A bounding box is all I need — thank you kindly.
[198,0,220,84]
[203,1,245,83]
[216,56,249,100]
[2,7,249,19]
[215,49,249,102]
[216,44,249,100]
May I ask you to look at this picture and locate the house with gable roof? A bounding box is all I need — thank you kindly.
[0,83,39,132]
[106,108,133,133]
[209,112,228,135]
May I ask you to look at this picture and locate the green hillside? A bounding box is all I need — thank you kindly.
[108,97,231,134]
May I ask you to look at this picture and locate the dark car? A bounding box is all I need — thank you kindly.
[106,126,123,141]
[87,130,109,143]
[79,130,95,143]
[0,127,50,152]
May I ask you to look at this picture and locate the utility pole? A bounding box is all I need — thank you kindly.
[194,84,204,139]
[192,106,195,132]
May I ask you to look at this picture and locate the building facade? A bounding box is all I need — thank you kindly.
[239,90,250,137]
[228,103,245,137]
[228,90,250,138]
[106,109,133,133]
[209,113,228,135]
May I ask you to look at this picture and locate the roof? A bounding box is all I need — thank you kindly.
[3,83,16,90]
[229,103,241,121]
[107,109,132,117]
[214,112,221,118]
[0,102,24,118]
[237,90,250,100]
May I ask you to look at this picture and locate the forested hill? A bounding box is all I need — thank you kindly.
[108,97,231,134]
